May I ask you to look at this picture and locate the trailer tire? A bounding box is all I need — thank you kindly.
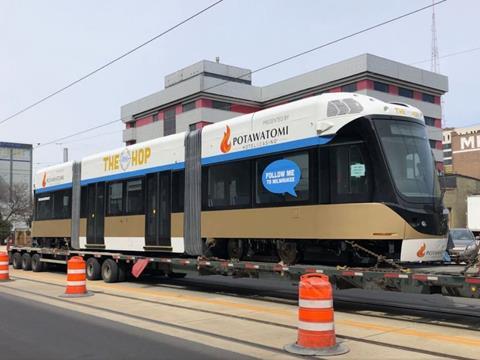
[117,261,128,282]
[31,254,46,272]
[12,252,23,269]
[21,253,32,271]
[86,257,102,280]
[101,258,119,283]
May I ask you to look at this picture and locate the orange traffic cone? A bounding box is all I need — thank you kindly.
[285,273,349,356]
[0,252,9,282]
[61,256,93,297]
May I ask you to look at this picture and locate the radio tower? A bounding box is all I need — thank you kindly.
[430,0,445,131]
[431,0,439,73]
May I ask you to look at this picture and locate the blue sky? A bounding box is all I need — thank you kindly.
[1,0,478,171]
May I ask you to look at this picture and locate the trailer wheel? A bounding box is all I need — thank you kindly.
[21,253,32,271]
[101,258,119,283]
[12,252,22,269]
[117,261,128,282]
[86,257,102,280]
[31,254,46,272]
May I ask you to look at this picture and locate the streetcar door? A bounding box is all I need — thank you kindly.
[145,172,172,249]
[145,173,158,247]
[86,182,105,246]
[158,172,172,247]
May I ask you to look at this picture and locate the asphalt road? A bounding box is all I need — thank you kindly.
[0,292,253,360]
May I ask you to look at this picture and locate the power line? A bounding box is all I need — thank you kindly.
[35,118,121,148]
[59,130,123,145]
[35,0,446,149]
[410,45,480,65]
[0,0,224,127]
[201,0,447,94]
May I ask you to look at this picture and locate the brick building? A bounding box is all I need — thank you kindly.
[443,124,480,178]
[121,53,448,168]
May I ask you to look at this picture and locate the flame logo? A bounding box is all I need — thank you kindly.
[42,172,47,188]
[220,125,232,153]
[417,243,426,258]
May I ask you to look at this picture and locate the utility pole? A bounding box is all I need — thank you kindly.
[63,148,68,162]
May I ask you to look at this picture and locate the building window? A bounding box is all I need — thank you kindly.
[212,100,231,111]
[341,83,357,92]
[422,93,435,103]
[373,81,389,93]
[444,158,452,165]
[429,140,437,149]
[129,121,136,128]
[126,179,144,214]
[107,182,123,216]
[424,116,435,127]
[153,113,159,122]
[443,143,451,150]
[398,87,413,98]
[164,108,176,136]
[206,160,251,209]
[255,152,310,205]
[182,101,196,112]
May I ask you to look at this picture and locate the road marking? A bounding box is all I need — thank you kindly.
[11,271,293,316]
[9,270,480,348]
[339,319,480,347]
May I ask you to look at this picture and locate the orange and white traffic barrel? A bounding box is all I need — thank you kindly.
[61,256,93,297]
[284,273,349,356]
[0,252,9,282]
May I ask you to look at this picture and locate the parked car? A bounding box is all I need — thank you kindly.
[448,228,480,263]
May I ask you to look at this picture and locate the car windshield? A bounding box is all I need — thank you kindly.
[450,229,475,242]
[374,119,441,202]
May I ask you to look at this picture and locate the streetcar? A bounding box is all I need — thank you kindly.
[32,92,448,265]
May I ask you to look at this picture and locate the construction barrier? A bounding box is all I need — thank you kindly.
[0,252,9,282]
[285,273,349,356]
[61,256,93,298]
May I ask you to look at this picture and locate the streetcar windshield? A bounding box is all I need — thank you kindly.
[374,119,441,202]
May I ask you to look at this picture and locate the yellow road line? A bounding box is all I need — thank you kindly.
[12,271,294,316]
[339,319,480,347]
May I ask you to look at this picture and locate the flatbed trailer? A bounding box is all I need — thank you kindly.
[7,245,480,299]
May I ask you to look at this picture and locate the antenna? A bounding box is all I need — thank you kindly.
[431,0,439,73]
[430,0,446,128]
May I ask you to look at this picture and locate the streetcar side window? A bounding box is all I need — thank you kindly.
[107,182,124,216]
[206,160,251,209]
[330,144,371,203]
[125,179,144,215]
[53,189,71,219]
[35,193,53,220]
[255,151,310,205]
[172,171,184,212]
[80,186,88,218]
[318,149,330,204]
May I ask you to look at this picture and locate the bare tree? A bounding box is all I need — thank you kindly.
[0,183,32,225]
